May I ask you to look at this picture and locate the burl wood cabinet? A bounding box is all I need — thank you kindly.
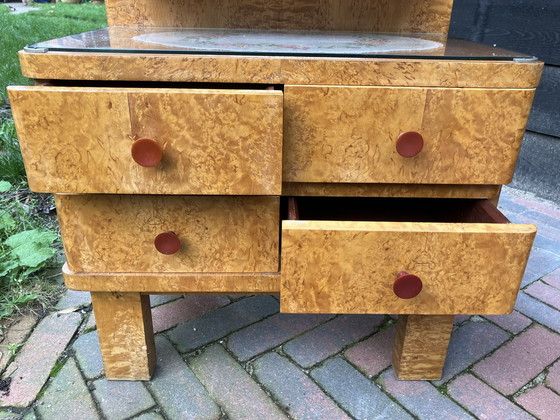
[8,0,542,381]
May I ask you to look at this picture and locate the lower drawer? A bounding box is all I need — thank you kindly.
[280,197,535,315]
[56,195,279,273]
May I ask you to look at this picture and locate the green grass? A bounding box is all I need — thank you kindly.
[0,2,107,321]
[0,2,107,103]
[0,118,25,184]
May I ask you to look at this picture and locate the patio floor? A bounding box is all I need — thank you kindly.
[1,184,560,419]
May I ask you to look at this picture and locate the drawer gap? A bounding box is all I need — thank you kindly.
[41,80,284,91]
[281,197,510,224]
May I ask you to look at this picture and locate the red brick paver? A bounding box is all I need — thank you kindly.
[283,314,385,368]
[543,267,560,289]
[227,313,334,361]
[0,312,82,408]
[473,325,560,395]
[484,311,532,334]
[515,385,560,420]
[525,281,560,310]
[190,345,286,419]
[253,352,351,420]
[448,374,535,420]
[378,369,474,419]
[546,360,560,393]
[345,324,396,377]
[152,295,229,333]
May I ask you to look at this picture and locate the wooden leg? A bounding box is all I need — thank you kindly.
[392,315,454,380]
[91,292,156,380]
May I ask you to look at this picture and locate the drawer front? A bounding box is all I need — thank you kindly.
[281,212,535,315]
[56,195,279,273]
[8,86,282,195]
[283,85,534,184]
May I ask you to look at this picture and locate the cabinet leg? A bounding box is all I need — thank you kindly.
[392,315,454,380]
[91,292,156,380]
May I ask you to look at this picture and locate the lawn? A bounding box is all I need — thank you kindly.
[0,2,107,321]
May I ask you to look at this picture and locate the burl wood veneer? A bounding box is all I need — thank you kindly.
[91,292,156,380]
[18,53,543,88]
[9,86,282,195]
[8,0,542,382]
[55,195,280,273]
[106,0,454,33]
[284,86,535,184]
[281,219,535,315]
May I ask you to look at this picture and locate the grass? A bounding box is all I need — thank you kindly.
[0,2,107,103]
[0,2,107,322]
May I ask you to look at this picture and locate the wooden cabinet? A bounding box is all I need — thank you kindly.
[8,0,542,382]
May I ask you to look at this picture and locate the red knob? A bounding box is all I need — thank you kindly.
[393,271,423,299]
[131,138,162,167]
[396,131,424,157]
[154,231,181,255]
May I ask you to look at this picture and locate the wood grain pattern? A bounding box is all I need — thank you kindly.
[280,219,535,315]
[283,85,535,185]
[63,264,280,293]
[8,86,282,195]
[56,195,280,273]
[106,0,453,34]
[18,52,544,89]
[282,183,501,199]
[91,292,155,380]
[392,315,454,380]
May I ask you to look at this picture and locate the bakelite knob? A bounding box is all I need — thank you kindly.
[154,231,181,255]
[393,271,423,299]
[131,138,163,167]
[396,131,424,157]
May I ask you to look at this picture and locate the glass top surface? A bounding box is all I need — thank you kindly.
[27,27,532,60]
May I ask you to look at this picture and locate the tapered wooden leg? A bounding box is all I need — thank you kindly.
[91,292,156,380]
[392,315,454,380]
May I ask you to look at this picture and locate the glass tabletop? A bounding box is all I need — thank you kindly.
[27,27,533,61]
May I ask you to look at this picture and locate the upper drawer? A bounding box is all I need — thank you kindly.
[283,85,535,184]
[281,197,535,315]
[8,86,283,195]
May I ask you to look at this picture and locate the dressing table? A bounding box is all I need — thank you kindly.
[8,0,541,381]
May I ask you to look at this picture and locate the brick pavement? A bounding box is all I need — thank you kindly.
[1,185,560,419]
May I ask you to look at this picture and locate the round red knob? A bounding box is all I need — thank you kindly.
[396,131,424,157]
[131,138,162,167]
[393,271,423,299]
[154,231,181,255]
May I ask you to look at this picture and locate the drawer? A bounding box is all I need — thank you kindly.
[280,197,535,315]
[283,85,534,184]
[8,86,283,195]
[55,195,279,273]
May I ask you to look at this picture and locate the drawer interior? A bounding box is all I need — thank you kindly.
[282,196,509,224]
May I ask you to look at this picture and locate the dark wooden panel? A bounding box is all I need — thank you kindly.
[450,0,560,65]
[527,65,560,137]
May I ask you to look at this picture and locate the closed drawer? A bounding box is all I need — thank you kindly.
[8,86,283,195]
[283,85,534,184]
[55,195,279,273]
[281,197,535,315]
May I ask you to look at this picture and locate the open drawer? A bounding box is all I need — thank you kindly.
[280,197,535,315]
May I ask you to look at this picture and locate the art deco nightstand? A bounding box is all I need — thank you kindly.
[8,0,541,381]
